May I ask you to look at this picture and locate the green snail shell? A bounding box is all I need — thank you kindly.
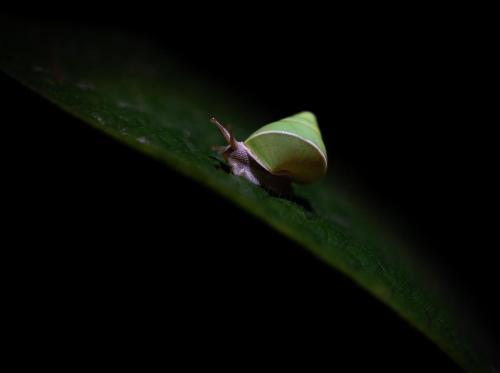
[244,111,328,183]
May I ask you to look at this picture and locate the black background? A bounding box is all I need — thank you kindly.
[3,6,498,371]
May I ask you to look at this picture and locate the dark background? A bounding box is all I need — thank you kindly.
[3,6,497,371]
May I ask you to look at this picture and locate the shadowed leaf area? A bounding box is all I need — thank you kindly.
[1,18,497,372]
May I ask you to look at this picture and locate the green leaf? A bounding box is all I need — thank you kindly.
[1,19,496,372]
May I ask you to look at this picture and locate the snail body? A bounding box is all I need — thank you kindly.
[211,112,327,193]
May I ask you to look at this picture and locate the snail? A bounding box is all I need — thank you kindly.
[211,111,327,194]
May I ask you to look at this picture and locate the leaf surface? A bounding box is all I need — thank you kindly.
[1,19,496,373]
